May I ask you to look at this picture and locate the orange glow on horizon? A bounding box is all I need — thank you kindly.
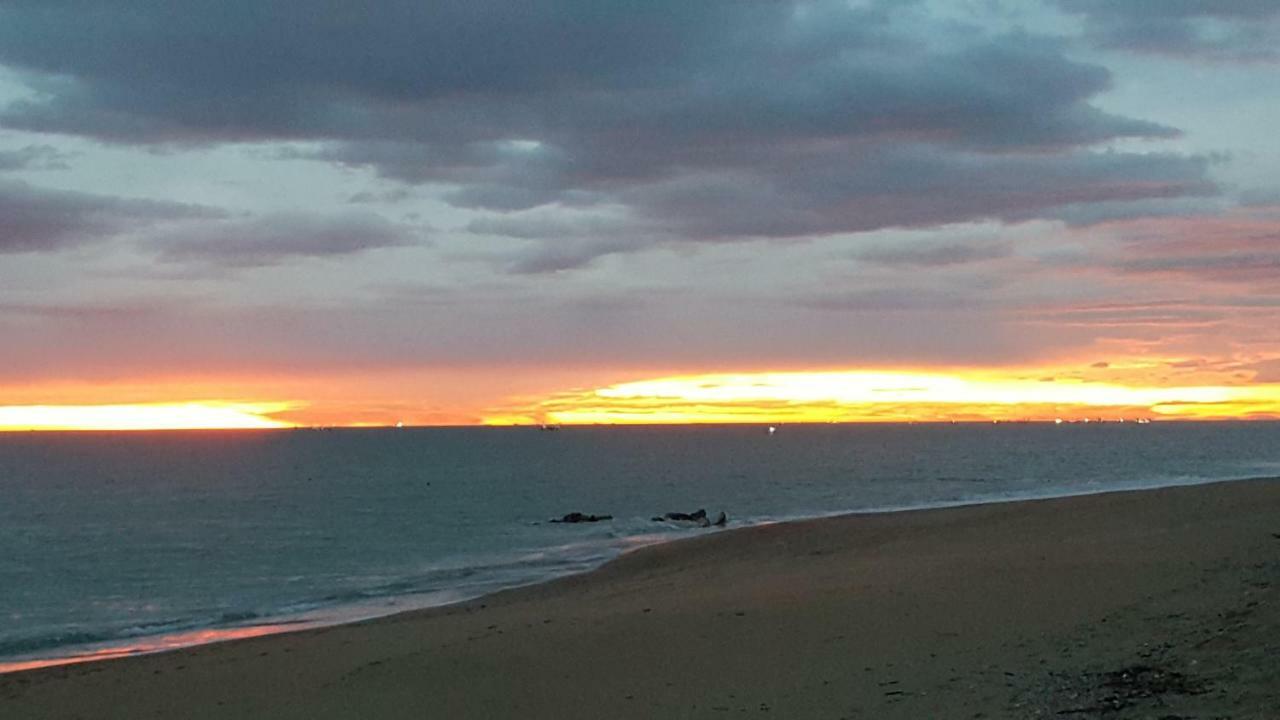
[0,402,297,432]
[6,363,1280,431]
[482,370,1280,425]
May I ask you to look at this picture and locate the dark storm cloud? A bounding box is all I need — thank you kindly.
[302,30,1185,216]
[1056,0,1280,60]
[0,2,1181,150]
[0,179,217,253]
[150,212,420,268]
[0,1,772,143]
[0,1,1214,265]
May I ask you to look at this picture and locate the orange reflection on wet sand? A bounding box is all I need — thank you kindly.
[0,623,303,675]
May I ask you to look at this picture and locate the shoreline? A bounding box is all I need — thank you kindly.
[3,476,1279,718]
[3,472,1275,677]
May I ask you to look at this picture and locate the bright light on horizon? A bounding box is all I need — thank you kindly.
[483,370,1280,425]
[8,369,1280,430]
[0,402,297,432]
[597,372,1238,407]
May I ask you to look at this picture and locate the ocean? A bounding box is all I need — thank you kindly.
[3,421,1279,670]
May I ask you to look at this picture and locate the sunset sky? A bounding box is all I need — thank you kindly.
[2,1,1280,428]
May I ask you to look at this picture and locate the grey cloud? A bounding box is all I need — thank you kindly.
[0,179,217,253]
[0,144,69,171]
[1057,0,1280,60]
[1018,304,1224,328]
[0,3,1175,149]
[150,212,420,267]
[445,184,566,213]
[0,299,176,323]
[0,1,1215,267]
[315,141,578,200]
[855,240,1012,267]
[1239,188,1280,207]
[503,238,639,274]
[1117,252,1280,284]
[800,287,990,312]
[458,145,1214,270]
[347,188,412,205]
[310,31,1181,208]
[1048,196,1227,226]
[466,211,659,272]
[466,211,645,241]
[621,147,1215,240]
[1094,209,1280,285]
[0,288,1059,379]
[0,1,764,143]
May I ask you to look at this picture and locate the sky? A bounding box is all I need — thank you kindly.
[2,0,1280,428]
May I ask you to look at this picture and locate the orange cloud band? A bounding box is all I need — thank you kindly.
[485,371,1280,425]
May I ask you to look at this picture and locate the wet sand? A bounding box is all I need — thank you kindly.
[4,478,1279,719]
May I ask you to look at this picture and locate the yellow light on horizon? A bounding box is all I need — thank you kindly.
[0,402,297,432]
[484,370,1280,425]
[597,372,1243,407]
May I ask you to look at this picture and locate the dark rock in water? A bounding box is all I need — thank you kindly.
[712,511,727,527]
[653,508,725,528]
[654,508,707,522]
[550,512,612,523]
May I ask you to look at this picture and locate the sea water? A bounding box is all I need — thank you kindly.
[2,422,1279,669]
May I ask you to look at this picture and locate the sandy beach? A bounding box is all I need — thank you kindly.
[3,478,1278,719]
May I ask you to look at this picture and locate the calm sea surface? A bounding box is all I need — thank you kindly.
[3,422,1279,668]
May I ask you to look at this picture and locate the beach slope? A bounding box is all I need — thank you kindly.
[4,479,1279,719]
